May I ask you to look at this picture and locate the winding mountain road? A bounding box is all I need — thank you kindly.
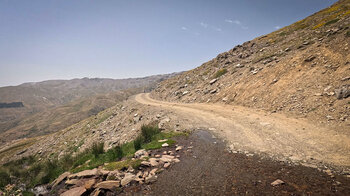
[135,93,350,169]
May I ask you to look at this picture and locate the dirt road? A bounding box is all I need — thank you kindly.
[135,93,350,170]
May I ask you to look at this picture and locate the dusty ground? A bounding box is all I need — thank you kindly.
[126,130,350,195]
[135,93,350,173]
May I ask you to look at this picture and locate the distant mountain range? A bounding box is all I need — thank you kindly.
[0,73,178,144]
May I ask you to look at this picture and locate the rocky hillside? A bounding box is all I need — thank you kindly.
[0,74,176,135]
[0,88,139,145]
[0,73,177,144]
[152,0,350,132]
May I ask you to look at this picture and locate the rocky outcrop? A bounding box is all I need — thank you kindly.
[49,142,186,195]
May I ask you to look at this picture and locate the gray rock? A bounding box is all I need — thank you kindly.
[210,89,217,94]
[335,85,350,99]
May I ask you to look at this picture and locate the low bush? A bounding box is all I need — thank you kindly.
[133,136,143,151]
[325,18,339,26]
[0,169,11,188]
[0,123,186,191]
[91,142,104,157]
[141,124,160,143]
[214,68,228,78]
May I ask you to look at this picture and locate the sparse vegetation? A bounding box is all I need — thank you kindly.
[0,122,186,191]
[91,142,104,157]
[214,68,228,78]
[325,18,339,26]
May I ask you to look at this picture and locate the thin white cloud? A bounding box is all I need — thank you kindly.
[200,22,208,28]
[225,19,241,25]
[214,27,222,32]
[199,21,222,32]
[274,26,281,29]
[225,19,247,30]
[181,26,187,30]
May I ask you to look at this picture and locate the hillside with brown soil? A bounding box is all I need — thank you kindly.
[151,0,350,133]
[0,73,177,144]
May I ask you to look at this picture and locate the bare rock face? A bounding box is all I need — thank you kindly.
[94,180,120,190]
[60,186,86,196]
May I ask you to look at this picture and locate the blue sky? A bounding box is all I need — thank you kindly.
[0,0,337,86]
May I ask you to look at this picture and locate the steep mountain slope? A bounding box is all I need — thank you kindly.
[152,0,350,132]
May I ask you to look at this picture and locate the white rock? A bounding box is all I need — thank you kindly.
[271,179,285,186]
[175,146,183,151]
[162,143,169,147]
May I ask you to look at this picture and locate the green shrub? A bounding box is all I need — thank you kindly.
[133,136,143,151]
[60,154,74,170]
[325,18,339,26]
[141,124,160,143]
[214,68,228,78]
[105,146,123,162]
[39,160,63,185]
[91,142,104,157]
[0,169,11,188]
